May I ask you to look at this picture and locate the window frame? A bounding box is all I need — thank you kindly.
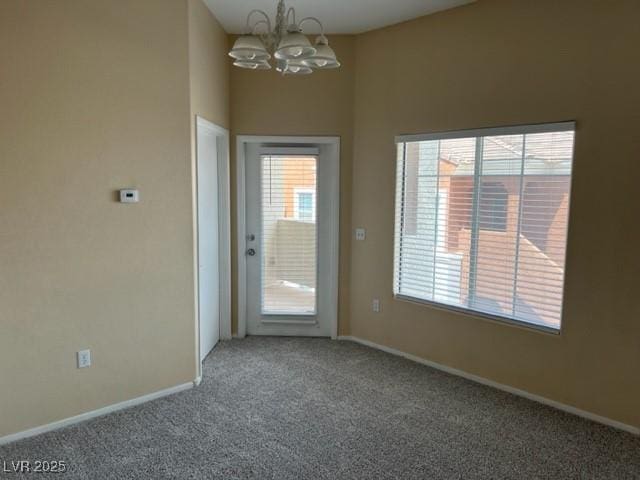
[393,121,576,334]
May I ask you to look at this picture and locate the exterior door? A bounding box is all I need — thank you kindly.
[244,144,336,336]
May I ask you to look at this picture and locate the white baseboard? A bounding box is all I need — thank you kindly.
[338,335,639,436]
[193,376,202,387]
[0,381,195,446]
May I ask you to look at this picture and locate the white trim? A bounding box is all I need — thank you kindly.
[195,117,232,361]
[215,126,233,342]
[326,141,340,340]
[239,135,340,145]
[395,121,576,143]
[337,336,640,436]
[260,146,320,156]
[0,382,194,446]
[236,136,248,338]
[236,135,340,339]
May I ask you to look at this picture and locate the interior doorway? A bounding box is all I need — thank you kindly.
[195,117,231,364]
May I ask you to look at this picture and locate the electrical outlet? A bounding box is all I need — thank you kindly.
[77,349,91,369]
[372,298,381,313]
[355,228,366,241]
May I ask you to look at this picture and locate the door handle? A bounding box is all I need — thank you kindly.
[246,248,256,256]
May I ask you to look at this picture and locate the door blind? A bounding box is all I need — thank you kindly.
[393,123,575,330]
[261,155,318,315]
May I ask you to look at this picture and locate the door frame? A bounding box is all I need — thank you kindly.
[236,135,340,339]
[194,117,232,375]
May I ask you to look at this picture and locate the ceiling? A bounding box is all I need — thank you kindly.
[203,0,475,35]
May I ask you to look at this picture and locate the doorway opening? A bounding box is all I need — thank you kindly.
[236,136,340,338]
[195,117,231,371]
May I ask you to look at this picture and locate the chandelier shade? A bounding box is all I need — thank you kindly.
[233,59,272,70]
[228,35,270,61]
[302,37,340,69]
[274,31,316,60]
[282,60,313,75]
[229,0,340,76]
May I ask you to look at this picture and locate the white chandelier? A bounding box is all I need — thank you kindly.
[228,0,340,75]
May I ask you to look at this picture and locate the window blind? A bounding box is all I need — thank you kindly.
[393,123,575,330]
[261,155,318,315]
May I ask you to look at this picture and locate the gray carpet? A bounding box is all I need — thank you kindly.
[1,337,639,479]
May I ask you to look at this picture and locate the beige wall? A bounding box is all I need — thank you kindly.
[350,0,640,428]
[229,36,356,335]
[188,0,230,130]
[0,0,228,438]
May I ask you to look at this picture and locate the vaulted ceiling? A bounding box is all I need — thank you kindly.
[204,0,474,35]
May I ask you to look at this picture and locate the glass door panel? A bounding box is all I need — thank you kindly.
[260,155,317,315]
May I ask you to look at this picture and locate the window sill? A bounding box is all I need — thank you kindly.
[393,294,561,336]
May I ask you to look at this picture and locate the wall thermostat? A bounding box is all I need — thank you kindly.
[119,189,139,203]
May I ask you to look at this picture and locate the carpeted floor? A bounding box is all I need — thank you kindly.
[1,337,639,479]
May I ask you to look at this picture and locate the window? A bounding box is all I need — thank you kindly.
[393,123,575,330]
[293,188,316,222]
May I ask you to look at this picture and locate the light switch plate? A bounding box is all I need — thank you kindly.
[119,189,139,203]
[355,228,366,241]
[372,298,381,313]
[77,349,91,368]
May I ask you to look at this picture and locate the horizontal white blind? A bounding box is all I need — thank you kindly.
[394,124,575,330]
[261,155,317,315]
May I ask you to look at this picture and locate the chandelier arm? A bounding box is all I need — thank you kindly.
[285,7,297,27]
[245,9,272,34]
[298,16,325,37]
[251,20,270,35]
